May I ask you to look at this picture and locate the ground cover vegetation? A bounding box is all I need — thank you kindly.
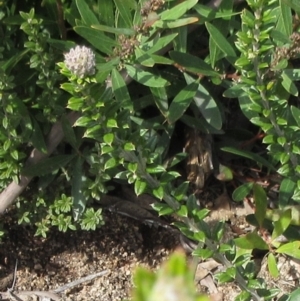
[1,0,300,300]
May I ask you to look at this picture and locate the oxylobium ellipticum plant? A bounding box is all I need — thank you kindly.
[1,0,300,299]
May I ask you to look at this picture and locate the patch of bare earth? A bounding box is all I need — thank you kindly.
[0,211,179,301]
[0,209,299,301]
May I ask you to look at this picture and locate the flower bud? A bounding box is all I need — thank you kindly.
[64,45,96,78]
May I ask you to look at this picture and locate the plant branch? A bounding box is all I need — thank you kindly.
[252,7,299,173]
[0,0,231,213]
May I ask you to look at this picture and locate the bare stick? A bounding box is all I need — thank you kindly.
[0,270,109,301]
[53,269,110,293]
[10,259,18,290]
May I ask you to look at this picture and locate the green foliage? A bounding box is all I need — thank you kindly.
[232,0,300,204]
[1,0,300,299]
[131,251,209,301]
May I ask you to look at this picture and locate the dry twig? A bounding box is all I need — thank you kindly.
[0,270,110,301]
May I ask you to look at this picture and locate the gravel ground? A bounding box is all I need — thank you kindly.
[0,212,179,301]
[0,209,299,301]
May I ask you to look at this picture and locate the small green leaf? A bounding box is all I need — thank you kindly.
[159,0,198,20]
[267,253,279,278]
[74,26,117,55]
[91,24,135,35]
[124,142,135,151]
[263,134,275,144]
[76,0,99,26]
[84,125,101,139]
[96,1,114,26]
[277,163,292,177]
[146,33,178,54]
[241,9,255,27]
[67,96,84,111]
[60,83,75,94]
[146,165,166,174]
[272,209,292,240]
[150,87,169,116]
[173,181,189,201]
[174,25,187,53]
[266,206,300,226]
[235,291,251,301]
[134,179,147,196]
[234,232,269,250]
[107,119,118,128]
[152,202,174,216]
[101,145,113,155]
[155,17,199,28]
[113,0,135,28]
[279,178,295,207]
[221,147,276,171]
[170,51,219,77]
[104,157,117,169]
[215,164,233,181]
[192,248,214,259]
[291,105,300,126]
[115,171,130,179]
[128,162,138,173]
[153,186,164,200]
[293,187,300,202]
[74,116,93,127]
[3,139,10,152]
[288,288,300,301]
[150,54,174,65]
[238,95,259,120]
[276,241,300,259]
[185,73,222,130]
[208,34,221,68]
[214,267,236,283]
[177,205,188,217]
[167,80,198,124]
[167,153,187,168]
[278,0,292,36]
[135,48,155,67]
[212,222,225,241]
[251,117,273,130]
[205,22,236,63]
[281,72,298,96]
[112,68,132,107]
[125,65,169,87]
[10,150,19,161]
[103,133,114,145]
[194,208,210,221]
[276,117,288,126]
[232,183,254,202]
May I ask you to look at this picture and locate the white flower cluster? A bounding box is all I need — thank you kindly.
[64,45,96,78]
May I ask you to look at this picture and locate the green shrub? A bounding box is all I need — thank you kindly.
[1,0,300,300]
